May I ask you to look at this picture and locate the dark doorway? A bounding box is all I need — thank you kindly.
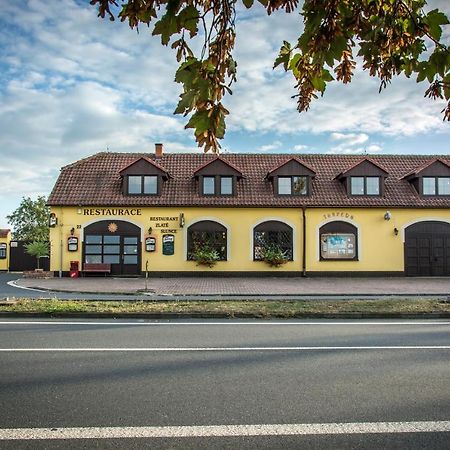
[405,221,450,276]
[83,221,141,275]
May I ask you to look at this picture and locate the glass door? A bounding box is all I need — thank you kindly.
[121,236,139,275]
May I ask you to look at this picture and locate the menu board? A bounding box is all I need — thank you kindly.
[321,233,356,259]
[162,234,174,256]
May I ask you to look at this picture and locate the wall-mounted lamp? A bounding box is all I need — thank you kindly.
[70,227,75,236]
[148,226,153,235]
[394,227,399,236]
[179,213,185,228]
[384,211,392,221]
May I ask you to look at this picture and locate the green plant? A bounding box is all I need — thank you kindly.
[260,245,288,268]
[190,247,220,268]
[25,241,49,269]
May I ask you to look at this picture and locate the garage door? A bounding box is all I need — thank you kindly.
[405,221,450,276]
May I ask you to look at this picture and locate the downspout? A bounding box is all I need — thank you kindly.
[302,207,306,277]
[59,207,63,278]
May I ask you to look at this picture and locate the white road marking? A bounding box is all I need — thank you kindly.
[0,321,450,326]
[1,421,449,440]
[6,281,47,293]
[0,346,449,352]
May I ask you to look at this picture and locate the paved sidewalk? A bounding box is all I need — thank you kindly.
[14,276,450,297]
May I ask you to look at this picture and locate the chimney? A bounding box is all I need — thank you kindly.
[155,143,163,158]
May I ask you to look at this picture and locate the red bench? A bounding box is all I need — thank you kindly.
[82,263,111,276]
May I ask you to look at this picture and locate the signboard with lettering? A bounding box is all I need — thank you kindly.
[162,234,175,256]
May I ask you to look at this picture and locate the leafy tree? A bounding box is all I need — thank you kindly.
[25,241,49,270]
[91,0,450,152]
[6,196,50,242]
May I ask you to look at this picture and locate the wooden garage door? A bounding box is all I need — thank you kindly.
[405,221,450,276]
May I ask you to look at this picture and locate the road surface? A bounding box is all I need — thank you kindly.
[0,319,449,448]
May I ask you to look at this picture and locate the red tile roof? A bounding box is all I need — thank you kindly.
[401,158,450,179]
[48,152,450,208]
[0,229,10,238]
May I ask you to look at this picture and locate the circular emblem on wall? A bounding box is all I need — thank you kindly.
[108,222,118,233]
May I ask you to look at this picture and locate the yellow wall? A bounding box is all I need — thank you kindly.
[306,208,450,272]
[0,231,11,271]
[49,206,450,274]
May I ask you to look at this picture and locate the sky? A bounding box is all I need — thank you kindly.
[0,0,449,229]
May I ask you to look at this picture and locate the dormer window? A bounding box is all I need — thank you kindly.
[402,159,450,197]
[128,175,158,195]
[336,159,388,198]
[266,158,315,197]
[119,157,170,197]
[350,176,380,196]
[278,176,308,195]
[202,175,234,196]
[423,177,450,196]
[194,157,244,197]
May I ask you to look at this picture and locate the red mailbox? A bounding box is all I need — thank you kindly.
[70,261,79,278]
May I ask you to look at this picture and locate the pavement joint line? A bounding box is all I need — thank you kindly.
[1,321,450,326]
[1,346,450,352]
[1,421,450,440]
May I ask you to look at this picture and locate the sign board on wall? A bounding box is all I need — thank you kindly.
[321,233,356,259]
[162,234,174,256]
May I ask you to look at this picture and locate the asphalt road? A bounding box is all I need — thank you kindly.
[0,319,449,449]
[0,273,151,301]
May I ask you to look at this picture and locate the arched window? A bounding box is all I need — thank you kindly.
[187,221,227,261]
[253,221,293,261]
[319,221,358,260]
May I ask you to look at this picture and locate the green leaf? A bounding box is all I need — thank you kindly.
[177,5,199,37]
[322,69,334,82]
[152,11,178,45]
[429,50,450,78]
[311,75,326,92]
[330,35,348,61]
[274,41,292,70]
[186,110,211,136]
[423,9,450,41]
[174,90,197,115]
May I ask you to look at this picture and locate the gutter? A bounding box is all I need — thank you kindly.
[302,207,306,277]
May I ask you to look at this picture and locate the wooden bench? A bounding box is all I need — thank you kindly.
[82,263,111,276]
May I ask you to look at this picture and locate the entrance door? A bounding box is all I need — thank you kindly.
[405,221,450,276]
[83,221,141,275]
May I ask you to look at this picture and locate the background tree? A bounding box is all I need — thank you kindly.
[25,241,49,270]
[90,0,450,153]
[6,196,50,242]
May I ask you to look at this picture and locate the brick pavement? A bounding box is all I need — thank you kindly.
[14,276,450,296]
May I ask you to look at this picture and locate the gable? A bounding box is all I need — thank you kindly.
[194,158,243,177]
[337,159,388,179]
[266,158,315,178]
[119,157,169,179]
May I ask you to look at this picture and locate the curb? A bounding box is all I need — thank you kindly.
[1,312,450,320]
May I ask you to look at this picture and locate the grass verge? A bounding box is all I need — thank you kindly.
[0,298,450,317]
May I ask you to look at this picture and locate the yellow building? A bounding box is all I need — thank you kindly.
[47,146,450,277]
[0,229,11,272]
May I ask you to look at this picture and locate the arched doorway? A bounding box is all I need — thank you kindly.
[83,220,141,275]
[405,221,450,276]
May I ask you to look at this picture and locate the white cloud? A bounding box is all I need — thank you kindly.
[331,133,369,146]
[259,140,283,151]
[0,0,449,227]
[293,144,308,151]
[327,133,382,154]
